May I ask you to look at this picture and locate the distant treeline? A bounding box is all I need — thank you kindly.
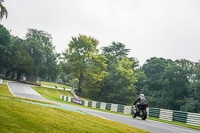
[0,24,58,82]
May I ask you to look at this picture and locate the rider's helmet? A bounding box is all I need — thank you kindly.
[140,94,144,97]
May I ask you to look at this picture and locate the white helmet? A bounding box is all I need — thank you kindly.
[140,94,144,97]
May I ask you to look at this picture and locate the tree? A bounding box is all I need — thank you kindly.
[24,39,43,82]
[9,36,34,80]
[99,57,137,104]
[141,57,173,107]
[181,61,200,113]
[102,42,130,59]
[101,42,131,68]
[25,29,58,81]
[0,24,11,74]
[160,63,189,110]
[63,35,107,93]
[0,0,8,21]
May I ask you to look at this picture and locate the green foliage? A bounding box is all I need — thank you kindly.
[25,29,58,81]
[0,0,8,21]
[99,58,137,104]
[137,57,200,113]
[63,35,107,94]
[0,24,11,71]
[0,26,58,83]
[101,41,132,70]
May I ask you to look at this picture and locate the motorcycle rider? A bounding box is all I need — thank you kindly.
[133,94,147,113]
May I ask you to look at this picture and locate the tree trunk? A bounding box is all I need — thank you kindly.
[5,70,10,78]
[78,73,83,93]
[17,71,21,81]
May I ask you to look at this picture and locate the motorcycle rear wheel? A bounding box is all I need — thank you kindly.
[140,110,147,120]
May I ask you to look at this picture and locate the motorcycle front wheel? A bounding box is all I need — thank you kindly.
[132,113,136,118]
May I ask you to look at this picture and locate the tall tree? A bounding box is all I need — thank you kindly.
[25,29,58,81]
[63,35,107,93]
[160,63,189,110]
[141,57,173,107]
[0,24,11,74]
[99,57,137,104]
[101,42,130,66]
[0,0,8,21]
[10,36,34,80]
[181,61,200,113]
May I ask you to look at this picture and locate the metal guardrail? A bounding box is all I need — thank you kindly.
[61,95,200,127]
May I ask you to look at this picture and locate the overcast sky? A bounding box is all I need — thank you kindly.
[1,0,200,65]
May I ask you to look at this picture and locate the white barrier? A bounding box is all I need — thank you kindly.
[110,104,118,112]
[84,101,88,106]
[187,113,200,126]
[92,101,97,108]
[124,106,132,114]
[100,102,106,110]
[146,108,149,117]
[159,109,173,121]
[68,97,72,102]
[64,96,67,101]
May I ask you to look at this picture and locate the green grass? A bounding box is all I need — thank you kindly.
[32,86,91,101]
[41,81,72,89]
[31,86,73,101]
[2,80,8,82]
[0,84,149,133]
[31,86,200,131]
[0,84,13,97]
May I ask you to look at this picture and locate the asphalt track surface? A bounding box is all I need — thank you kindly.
[7,81,199,133]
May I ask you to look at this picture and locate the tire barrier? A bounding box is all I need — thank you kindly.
[70,89,82,104]
[149,108,160,118]
[173,111,188,123]
[60,95,200,127]
[187,113,200,126]
[159,109,173,121]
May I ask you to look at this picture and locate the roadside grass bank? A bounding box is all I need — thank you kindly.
[31,86,91,101]
[31,86,200,131]
[41,81,72,89]
[2,80,9,82]
[0,84,149,133]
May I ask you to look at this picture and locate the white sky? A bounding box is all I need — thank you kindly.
[1,0,200,65]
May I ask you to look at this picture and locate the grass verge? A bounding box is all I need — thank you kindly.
[31,86,200,131]
[32,86,91,101]
[3,80,9,82]
[0,84,149,133]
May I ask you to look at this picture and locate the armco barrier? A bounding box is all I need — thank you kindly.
[60,95,200,127]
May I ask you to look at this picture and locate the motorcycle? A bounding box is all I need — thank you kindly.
[132,103,148,120]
